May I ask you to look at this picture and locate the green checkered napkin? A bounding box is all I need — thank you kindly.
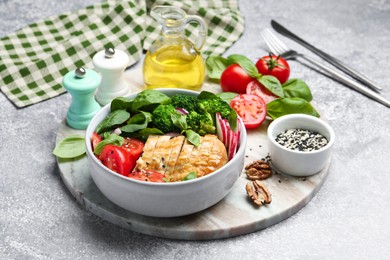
[0,0,244,108]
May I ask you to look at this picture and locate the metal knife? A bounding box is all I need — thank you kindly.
[271,20,382,92]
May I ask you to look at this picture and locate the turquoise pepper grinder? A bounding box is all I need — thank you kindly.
[62,67,101,130]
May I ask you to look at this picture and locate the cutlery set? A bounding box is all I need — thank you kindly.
[262,20,390,108]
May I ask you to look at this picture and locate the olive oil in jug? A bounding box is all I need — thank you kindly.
[143,6,207,90]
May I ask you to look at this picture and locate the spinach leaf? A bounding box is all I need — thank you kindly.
[101,131,111,139]
[258,75,284,97]
[266,97,320,120]
[205,55,229,81]
[282,78,313,101]
[53,135,86,159]
[93,134,124,155]
[95,109,130,134]
[111,97,134,111]
[185,129,200,146]
[131,89,171,112]
[197,90,218,100]
[128,128,164,142]
[120,111,152,133]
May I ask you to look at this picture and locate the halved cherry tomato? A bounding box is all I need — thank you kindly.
[121,137,144,159]
[256,54,290,84]
[91,132,102,152]
[230,94,267,129]
[128,169,165,182]
[99,145,136,176]
[246,80,278,104]
[220,64,254,93]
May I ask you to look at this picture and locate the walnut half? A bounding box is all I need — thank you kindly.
[246,180,272,206]
[245,159,272,180]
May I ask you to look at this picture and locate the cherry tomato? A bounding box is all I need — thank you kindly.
[99,145,136,176]
[220,64,254,93]
[121,137,144,159]
[246,80,278,104]
[91,132,102,152]
[230,94,267,129]
[255,55,290,84]
[128,169,165,182]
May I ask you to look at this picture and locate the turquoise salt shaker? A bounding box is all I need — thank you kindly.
[62,67,101,130]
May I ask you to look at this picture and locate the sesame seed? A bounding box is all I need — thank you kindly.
[275,128,328,152]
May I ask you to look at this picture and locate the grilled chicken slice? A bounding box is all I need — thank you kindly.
[164,135,185,176]
[134,134,228,182]
[206,135,228,176]
[169,135,227,182]
[168,139,195,182]
[134,135,159,171]
[147,135,172,172]
[134,135,185,175]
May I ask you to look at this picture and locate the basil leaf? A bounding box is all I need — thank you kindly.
[266,97,320,120]
[93,134,124,155]
[227,54,260,78]
[216,92,238,104]
[53,135,86,159]
[183,171,197,181]
[228,110,238,131]
[205,55,229,80]
[185,129,200,146]
[95,109,130,134]
[111,97,134,111]
[282,78,313,101]
[171,113,188,130]
[120,111,152,133]
[258,75,284,97]
[131,89,171,112]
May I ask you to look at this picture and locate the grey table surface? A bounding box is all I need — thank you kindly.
[1,0,390,259]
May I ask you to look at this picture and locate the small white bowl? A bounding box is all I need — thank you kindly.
[267,114,335,176]
[85,89,247,217]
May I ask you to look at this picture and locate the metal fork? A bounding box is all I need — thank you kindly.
[260,28,390,108]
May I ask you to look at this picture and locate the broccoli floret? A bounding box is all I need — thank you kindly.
[152,104,181,133]
[197,97,234,119]
[154,94,232,136]
[186,111,215,136]
[171,94,199,112]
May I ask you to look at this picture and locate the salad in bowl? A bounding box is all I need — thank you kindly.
[85,88,247,217]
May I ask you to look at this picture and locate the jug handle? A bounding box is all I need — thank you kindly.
[185,15,208,51]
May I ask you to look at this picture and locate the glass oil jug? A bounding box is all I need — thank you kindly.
[143,5,207,90]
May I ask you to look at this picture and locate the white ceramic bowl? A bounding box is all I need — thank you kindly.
[85,89,247,217]
[267,114,335,176]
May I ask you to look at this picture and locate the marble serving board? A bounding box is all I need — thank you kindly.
[55,69,330,240]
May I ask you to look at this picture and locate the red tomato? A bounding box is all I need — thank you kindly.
[128,169,165,183]
[255,55,290,84]
[99,145,136,176]
[220,64,254,93]
[246,80,278,104]
[122,137,144,159]
[91,132,102,152]
[230,94,267,129]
